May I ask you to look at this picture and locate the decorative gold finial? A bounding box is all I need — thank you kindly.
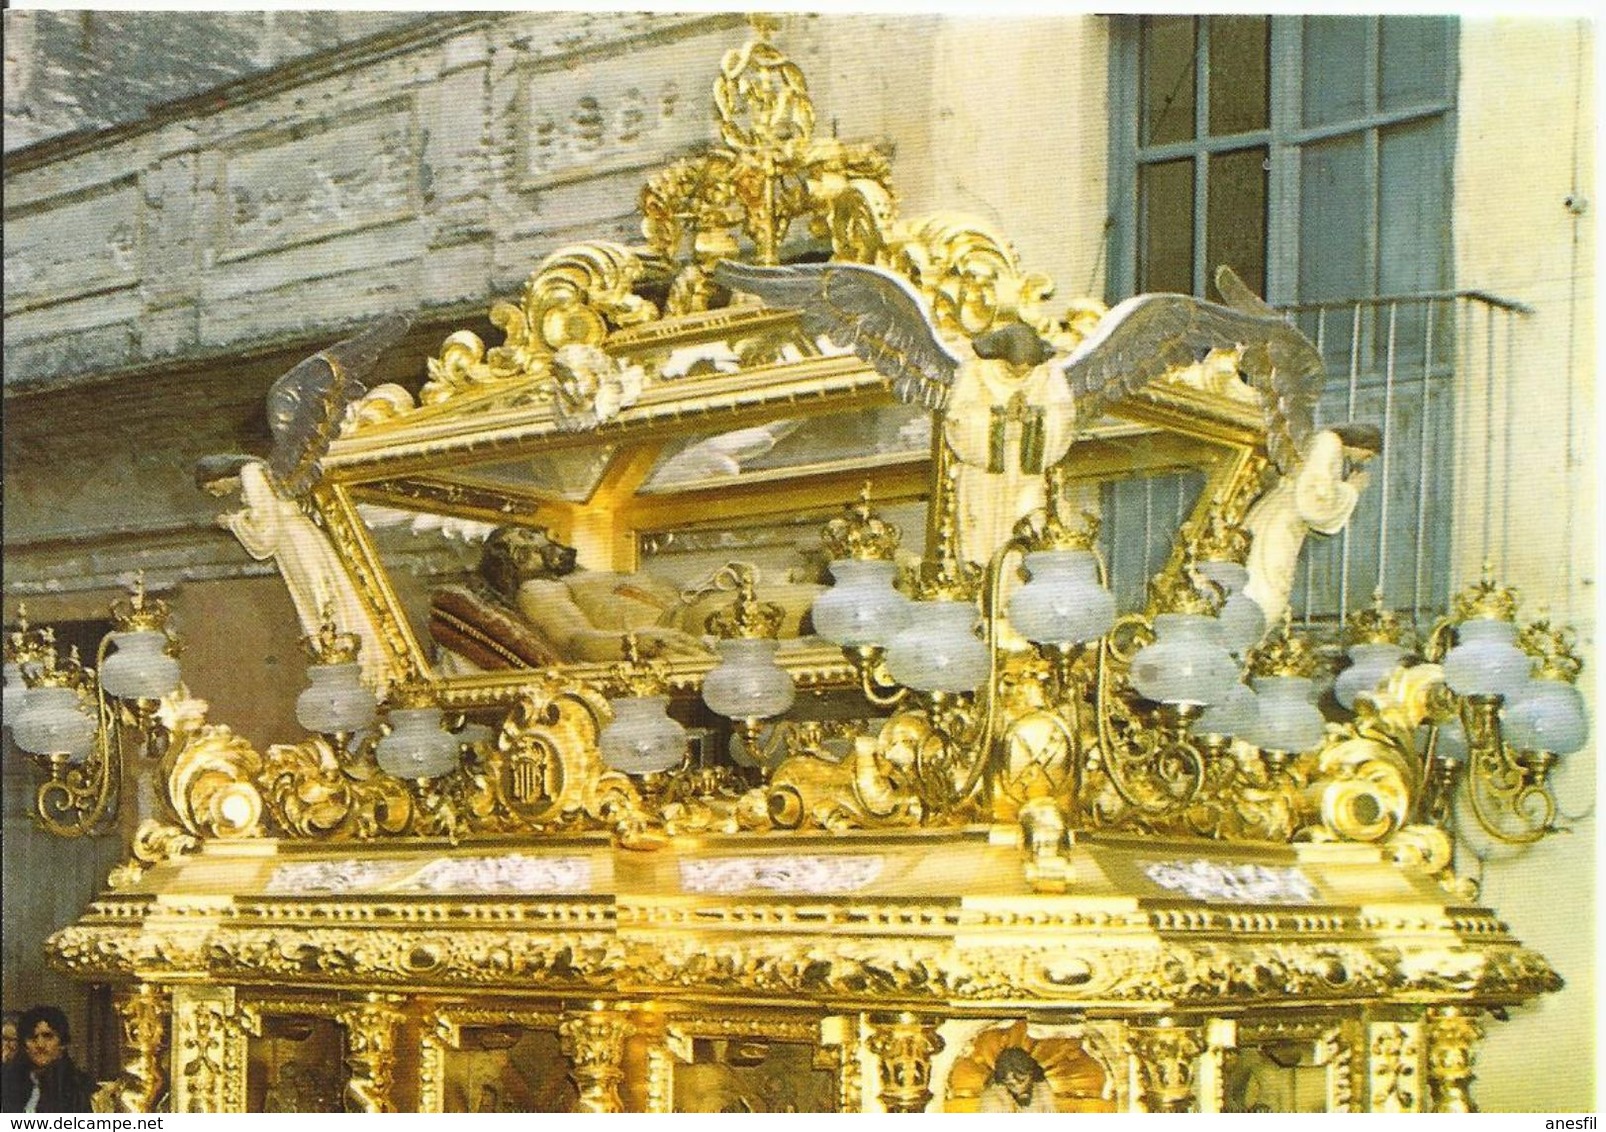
[301,601,363,665]
[110,571,171,633]
[821,482,904,561]
[640,13,891,287]
[1015,466,1099,551]
[1150,563,1224,617]
[609,633,673,697]
[1453,561,1518,623]
[1250,613,1322,678]
[5,605,49,668]
[705,564,786,639]
[1518,619,1584,683]
[1188,512,1250,567]
[33,642,89,690]
[386,682,439,710]
[1346,589,1405,646]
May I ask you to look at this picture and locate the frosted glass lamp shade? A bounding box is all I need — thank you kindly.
[1196,559,1249,596]
[1248,675,1327,753]
[1193,681,1260,740]
[1334,642,1408,710]
[599,695,688,775]
[11,685,98,762]
[1442,619,1531,700]
[98,630,182,701]
[2,663,27,727]
[884,600,989,693]
[296,661,378,735]
[1006,550,1115,646]
[375,706,460,779]
[1424,717,1469,764]
[702,638,796,721]
[1218,592,1267,657]
[1128,613,1237,707]
[811,559,910,648]
[1503,677,1589,755]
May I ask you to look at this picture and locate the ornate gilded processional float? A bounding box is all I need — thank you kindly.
[15,23,1581,1114]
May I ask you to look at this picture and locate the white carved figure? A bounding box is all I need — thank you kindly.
[196,315,411,689]
[1242,426,1381,627]
[1143,859,1319,904]
[355,504,498,544]
[941,337,1077,564]
[205,460,392,690]
[661,340,743,379]
[714,261,1332,567]
[678,854,884,894]
[402,854,592,893]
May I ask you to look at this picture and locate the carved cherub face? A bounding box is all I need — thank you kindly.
[550,343,643,429]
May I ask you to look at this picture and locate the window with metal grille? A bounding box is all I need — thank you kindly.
[1105,15,1487,631]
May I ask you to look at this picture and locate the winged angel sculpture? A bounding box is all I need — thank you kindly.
[715,261,1362,587]
[196,315,411,688]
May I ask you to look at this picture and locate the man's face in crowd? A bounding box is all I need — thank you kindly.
[25,1020,64,1070]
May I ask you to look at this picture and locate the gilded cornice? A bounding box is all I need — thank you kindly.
[49,908,1558,1009]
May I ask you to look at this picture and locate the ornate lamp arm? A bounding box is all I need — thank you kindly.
[1091,625,1209,818]
[1459,696,1556,845]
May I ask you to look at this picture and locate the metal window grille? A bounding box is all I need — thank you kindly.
[1284,290,1531,633]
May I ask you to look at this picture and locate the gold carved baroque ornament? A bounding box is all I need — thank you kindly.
[20,17,1575,1117]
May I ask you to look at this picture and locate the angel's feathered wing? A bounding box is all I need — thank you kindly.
[713,261,961,411]
[266,314,412,497]
[1061,277,1323,472]
[1212,264,1277,316]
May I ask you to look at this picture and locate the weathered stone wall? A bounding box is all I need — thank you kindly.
[3,12,1110,392]
[4,12,951,392]
[3,11,428,151]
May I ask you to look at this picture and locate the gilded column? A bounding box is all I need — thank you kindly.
[417,1011,455,1114]
[1366,1020,1422,1112]
[1320,1022,1362,1113]
[337,993,406,1113]
[170,985,240,1113]
[113,983,168,1113]
[559,1005,633,1113]
[1424,1007,1484,1113]
[821,1015,863,1113]
[1127,1019,1206,1113]
[865,1012,944,1113]
[1194,1019,1235,1114]
[634,1010,673,1114]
